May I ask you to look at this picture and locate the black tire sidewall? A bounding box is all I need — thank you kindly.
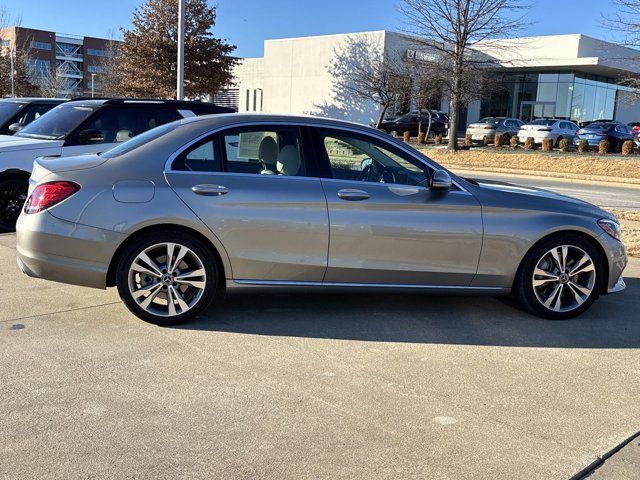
[116,231,217,326]
[516,234,604,320]
[0,176,29,232]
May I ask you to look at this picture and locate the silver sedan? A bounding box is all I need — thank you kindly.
[16,114,627,325]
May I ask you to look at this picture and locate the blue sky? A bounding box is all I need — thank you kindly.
[0,0,627,57]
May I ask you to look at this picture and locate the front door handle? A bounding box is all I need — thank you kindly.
[192,184,229,196]
[337,189,370,201]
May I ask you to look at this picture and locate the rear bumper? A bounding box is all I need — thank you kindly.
[16,211,125,289]
[573,136,605,146]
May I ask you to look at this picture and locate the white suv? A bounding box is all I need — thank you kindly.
[0,98,232,231]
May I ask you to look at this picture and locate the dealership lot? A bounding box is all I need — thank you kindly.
[1,233,639,479]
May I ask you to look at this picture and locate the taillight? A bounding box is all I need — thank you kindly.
[23,181,81,214]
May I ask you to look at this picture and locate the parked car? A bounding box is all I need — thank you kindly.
[573,122,635,152]
[578,119,614,129]
[518,119,580,146]
[465,117,523,145]
[0,98,66,135]
[379,111,449,137]
[628,122,640,139]
[16,114,626,325]
[0,98,233,231]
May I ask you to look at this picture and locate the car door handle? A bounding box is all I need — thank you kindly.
[337,189,370,201]
[192,184,229,196]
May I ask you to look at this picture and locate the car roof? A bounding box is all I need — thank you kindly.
[177,113,390,132]
[64,98,233,110]
[0,97,67,104]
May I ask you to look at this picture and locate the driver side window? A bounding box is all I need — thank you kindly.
[321,133,429,186]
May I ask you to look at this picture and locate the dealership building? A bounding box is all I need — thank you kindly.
[233,30,640,128]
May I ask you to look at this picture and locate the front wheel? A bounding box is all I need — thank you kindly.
[515,234,604,319]
[116,232,217,325]
[0,176,28,232]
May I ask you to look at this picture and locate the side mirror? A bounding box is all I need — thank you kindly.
[78,129,105,144]
[430,169,453,191]
[8,122,24,133]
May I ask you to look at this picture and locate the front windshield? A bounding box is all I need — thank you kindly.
[0,102,24,125]
[17,103,98,140]
[100,122,180,159]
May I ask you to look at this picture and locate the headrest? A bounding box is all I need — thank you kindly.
[116,130,133,142]
[277,145,301,176]
[258,136,278,164]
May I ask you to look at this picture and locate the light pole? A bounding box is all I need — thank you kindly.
[91,73,96,98]
[9,47,15,97]
[177,0,186,100]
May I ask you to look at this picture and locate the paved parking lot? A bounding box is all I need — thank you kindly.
[1,232,639,479]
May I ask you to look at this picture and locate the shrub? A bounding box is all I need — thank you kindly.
[494,133,504,148]
[464,133,473,146]
[622,140,635,155]
[434,133,443,145]
[482,135,491,147]
[403,131,411,143]
[558,138,570,152]
[541,138,553,151]
[578,139,590,153]
[510,136,519,149]
[598,139,610,154]
[524,137,536,150]
[417,132,426,144]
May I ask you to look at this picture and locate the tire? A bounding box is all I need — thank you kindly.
[116,231,217,326]
[514,234,604,320]
[555,136,564,148]
[0,176,29,233]
[501,133,510,146]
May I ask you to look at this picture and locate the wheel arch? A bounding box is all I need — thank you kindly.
[0,168,31,181]
[512,229,610,294]
[106,223,227,292]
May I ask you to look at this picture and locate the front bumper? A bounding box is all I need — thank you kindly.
[16,211,125,289]
[598,231,627,294]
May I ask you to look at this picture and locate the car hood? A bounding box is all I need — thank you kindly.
[467,177,612,218]
[0,134,64,152]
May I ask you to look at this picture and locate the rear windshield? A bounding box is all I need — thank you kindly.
[478,117,501,125]
[17,103,99,140]
[529,119,556,126]
[100,122,179,158]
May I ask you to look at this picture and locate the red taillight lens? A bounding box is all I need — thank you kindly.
[23,181,80,214]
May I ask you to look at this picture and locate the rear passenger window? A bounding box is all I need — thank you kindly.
[145,108,183,130]
[221,126,305,176]
[172,137,221,172]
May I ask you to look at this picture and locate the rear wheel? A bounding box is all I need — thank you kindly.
[116,231,217,325]
[0,176,28,232]
[501,133,511,146]
[555,136,564,148]
[515,234,604,319]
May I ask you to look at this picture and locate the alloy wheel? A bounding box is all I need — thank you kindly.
[128,242,207,317]
[532,245,596,313]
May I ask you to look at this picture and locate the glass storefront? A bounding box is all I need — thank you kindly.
[480,71,631,123]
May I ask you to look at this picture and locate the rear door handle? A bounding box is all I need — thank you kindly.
[192,184,229,196]
[337,189,370,201]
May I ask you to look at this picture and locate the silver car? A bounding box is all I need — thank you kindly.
[16,114,627,325]
[518,119,580,146]
[466,117,523,145]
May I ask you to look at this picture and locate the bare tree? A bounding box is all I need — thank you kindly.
[320,36,411,128]
[400,0,527,150]
[603,1,640,91]
[0,8,40,97]
[406,60,447,140]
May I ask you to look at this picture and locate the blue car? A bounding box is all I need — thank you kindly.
[573,122,635,152]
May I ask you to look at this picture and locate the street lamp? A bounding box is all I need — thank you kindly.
[91,73,96,98]
[177,0,186,100]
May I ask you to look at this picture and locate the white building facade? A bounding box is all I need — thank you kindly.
[234,31,640,128]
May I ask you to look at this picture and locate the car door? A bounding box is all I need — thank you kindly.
[165,124,329,282]
[313,127,483,286]
[61,105,144,156]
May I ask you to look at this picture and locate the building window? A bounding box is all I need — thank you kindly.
[245,89,250,112]
[56,42,82,58]
[87,65,105,73]
[1,39,9,48]
[30,40,52,50]
[86,48,109,57]
[27,59,51,78]
[253,89,257,111]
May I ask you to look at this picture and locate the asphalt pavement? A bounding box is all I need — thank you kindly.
[454,169,640,211]
[1,232,639,480]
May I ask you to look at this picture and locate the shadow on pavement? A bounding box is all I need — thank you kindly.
[177,278,640,349]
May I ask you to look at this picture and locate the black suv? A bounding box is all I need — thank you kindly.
[0,98,234,231]
[379,111,449,137]
[0,98,66,135]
